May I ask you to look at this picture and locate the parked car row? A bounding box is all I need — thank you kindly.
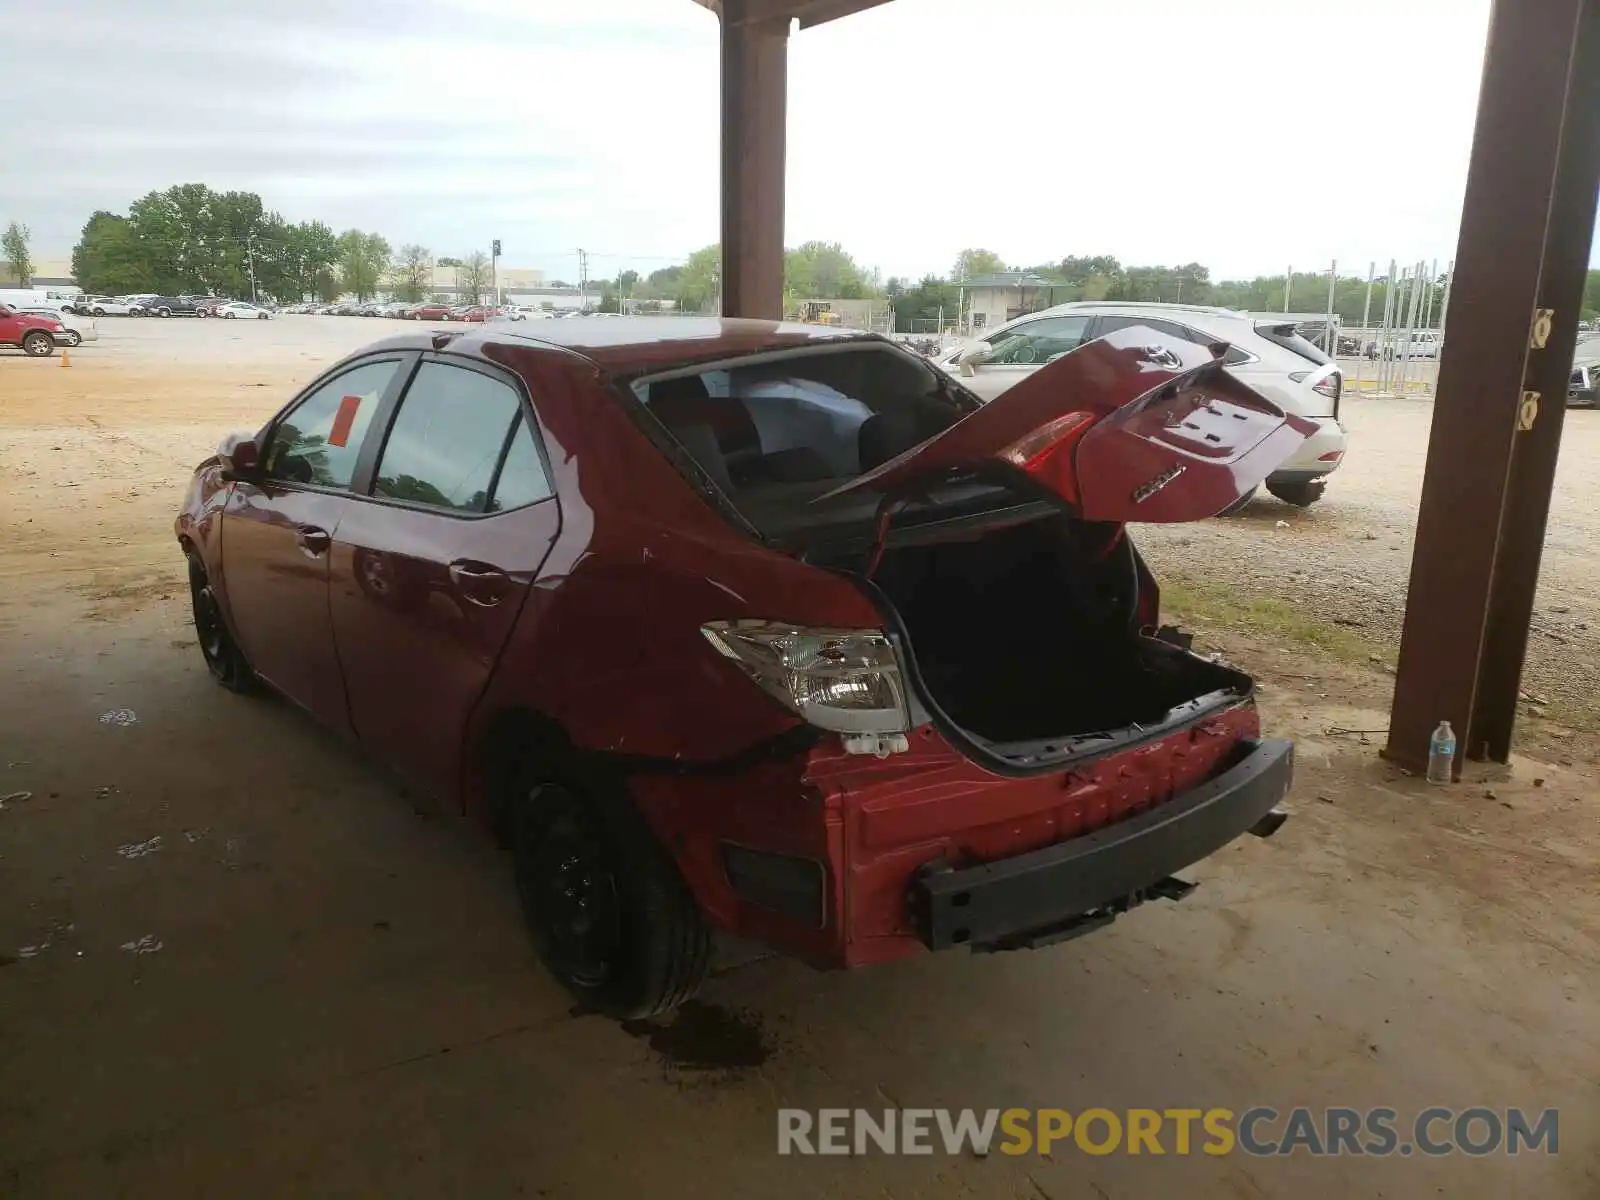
[57,294,276,319]
[279,301,536,321]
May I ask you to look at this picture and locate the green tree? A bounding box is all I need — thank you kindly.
[615,268,640,293]
[2,221,34,286]
[889,274,961,332]
[315,268,342,304]
[338,230,392,300]
[272,220,341,303]
[953,248,1006,280]
[456,249,492,304]
[71,212,145,295]
[643,264,683,300]
[677,244,722,312]
[784,241,867,300]
[391,244,433,303]
[1582,269,1600,319]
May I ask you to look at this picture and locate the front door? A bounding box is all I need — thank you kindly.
[220,356,409,733]
[329,357,561,800]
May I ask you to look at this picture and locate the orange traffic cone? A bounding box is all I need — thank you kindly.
[60,346,70,368]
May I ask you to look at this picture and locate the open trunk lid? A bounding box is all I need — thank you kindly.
[817,325,1316,524]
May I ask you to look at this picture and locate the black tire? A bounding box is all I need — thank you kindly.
[187,552,255,693]
[63,331,82,347]
[91,307,106,317]
[1266,478,1328,507]
[509,765,710,1019]
[21,331,54,357]
[157,307,172,318]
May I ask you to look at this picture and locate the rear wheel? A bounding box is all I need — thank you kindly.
[21,331,54,357]
[63,331,82,347]
[187,552,255,692]
[509,767,710,1019]
[1266,478,1328,508]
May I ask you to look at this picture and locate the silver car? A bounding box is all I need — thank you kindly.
[19,307,98,347]
[938,301,1348,507]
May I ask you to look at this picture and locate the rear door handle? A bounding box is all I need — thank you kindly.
[297,526,331,556]
[448,560,508,606]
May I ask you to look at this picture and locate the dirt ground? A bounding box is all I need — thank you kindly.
[2,320,1597,1197]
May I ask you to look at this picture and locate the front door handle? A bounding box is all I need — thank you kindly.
[297,526,331,556]
[448,560,508,606]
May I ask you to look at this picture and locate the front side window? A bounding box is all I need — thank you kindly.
[372,361,528,513]
[985,315,1090,365]
[263,358,401,488]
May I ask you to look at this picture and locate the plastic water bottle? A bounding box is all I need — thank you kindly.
[1427,721,1456,784]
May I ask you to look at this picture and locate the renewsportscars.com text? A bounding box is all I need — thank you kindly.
[777,1107,1559,1158]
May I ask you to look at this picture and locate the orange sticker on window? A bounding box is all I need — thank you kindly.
[328,395,362,448]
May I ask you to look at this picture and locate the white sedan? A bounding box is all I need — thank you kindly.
[19,308,98,346]
[216,302,273,320]
[79,296,141,316]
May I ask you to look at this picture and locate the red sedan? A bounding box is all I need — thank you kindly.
[411,303,454,320]
[176,319,1306,1017]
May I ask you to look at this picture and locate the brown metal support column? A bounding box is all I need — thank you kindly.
[720,0,789,320]
[1386,0,1586,774]
[1473,0,1600,760]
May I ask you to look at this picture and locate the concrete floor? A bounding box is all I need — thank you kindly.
[2,326,1597,1196]
[3,599,1596,1197]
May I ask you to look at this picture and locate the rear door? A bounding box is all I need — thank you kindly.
[820,324,1316,523]
[329,356,561,800]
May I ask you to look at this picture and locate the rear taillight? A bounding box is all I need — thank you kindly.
[1290,369,1342,416]
[701,621,911,753]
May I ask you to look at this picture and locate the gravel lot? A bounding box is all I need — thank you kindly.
[1,317,1596,1197]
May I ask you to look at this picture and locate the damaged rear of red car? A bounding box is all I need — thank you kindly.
[179,318,1307,1020]
[461,322,1307,1011]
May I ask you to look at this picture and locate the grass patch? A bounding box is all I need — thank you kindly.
[1159,575,1382,667]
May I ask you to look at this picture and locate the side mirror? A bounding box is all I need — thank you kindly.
[957,343,993,376]
[217,432,260,480]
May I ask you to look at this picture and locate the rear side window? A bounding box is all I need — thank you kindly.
[634,345,974,519]
[489,421,554,511]
[1254,322,1331,366]
[373,362,529,513]
[1092,315,1255,366]
[264,358,401,488]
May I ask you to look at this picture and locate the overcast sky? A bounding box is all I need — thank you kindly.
[8,0,1494,282]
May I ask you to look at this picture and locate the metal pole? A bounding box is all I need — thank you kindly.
[1438,259,1455,341]
[1325,259,1338,353]
[719,1,788,319]
[1283,265,1293,312]
[1388,0,1588,773]
[1378,261,1398,394]
[1357,261,1375,391]
[247,234,257,304]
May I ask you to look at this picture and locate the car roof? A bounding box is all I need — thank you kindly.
[363,316,881,376]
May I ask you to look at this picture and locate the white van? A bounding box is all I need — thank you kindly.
[0,288,54,312]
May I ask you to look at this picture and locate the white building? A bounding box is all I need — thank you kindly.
[959,272,1078,331]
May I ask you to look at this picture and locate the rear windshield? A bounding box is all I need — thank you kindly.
[631,342,986,538]
[1254,322,1331,366]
